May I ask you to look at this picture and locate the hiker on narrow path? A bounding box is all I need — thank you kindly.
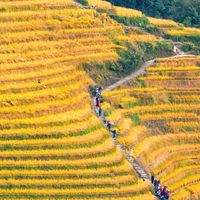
[95,97,99,107]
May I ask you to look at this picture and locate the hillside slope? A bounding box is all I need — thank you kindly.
[0,0,156,199]
[1,0,200,199]
[103,56,200,199]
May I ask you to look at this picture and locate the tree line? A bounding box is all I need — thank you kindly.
[106,0,200,27]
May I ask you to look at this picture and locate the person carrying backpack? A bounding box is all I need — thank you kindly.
[111,130,117,138]
[106,121,112,130]
[160,186,167,199]
[164,189,169,200]
[98,107,102,116]
[151,174,155,184]
[96,97,99,107]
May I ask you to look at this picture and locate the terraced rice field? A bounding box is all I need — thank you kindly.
[146,16,200,44]
[103,56,200,200]
[0,0,156,199]
[87,0,142,18]
[148,17,179,28]
[115,31,162,43]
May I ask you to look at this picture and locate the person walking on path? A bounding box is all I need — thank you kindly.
[173,45,178,54]
[98,107,102,116]
[111,130,117,138]
[96,87,103,98]
[106,121,112,130]
[96,97,99,107]
[151,174,155,184]
[130,148,133,157]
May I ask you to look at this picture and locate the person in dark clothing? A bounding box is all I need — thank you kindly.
[98,107,102,116]
[96,92,100,99]
[154,180,160,196]
[151,175,155,184]
[96,97,99,107]
[164,189,169,200]
[160,186,167,198]
[153,180,157,187]
[112,130,117,138]
[96,87,102,97]
[96,86,103,95]
[158,186,164,197]
[95,87,100,98]
[106,121,112,130]
[99,87,103,93]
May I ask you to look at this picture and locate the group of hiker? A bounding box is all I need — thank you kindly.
[95,87,117,138]
[95,87,169,199]
[151,175,169,200]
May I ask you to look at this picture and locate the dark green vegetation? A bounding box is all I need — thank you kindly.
[76,0,88,6]
[106,0,200,27]
[110,15,149,28]
[83,40,173,86]
[166,33,200,45]
[181,42,200,55]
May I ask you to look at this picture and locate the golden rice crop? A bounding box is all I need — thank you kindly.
[139,112,198,121]
[92,194,157,200]
[0,9,95,22]
[0,82,89,102]
[0,37,110,54]
[119,126,148,147]
[0,105,93,127]
[148,17,178,27]
[147,66,200,72]
[0,128,107,147]
[187,182,200,194]
[113,6,142,17]
[0,92,89,114]
[138,75,171,80]
[0,139,115,158]
[171,189,191,200]
[149,144,200,170]
[165,27,200,36]
[161,165,200,184]
[0,160,133,177]
[157,56,200,62]
[0,0,73,11]
[0,26,123,44]
[169,174,200,192]
[0,115,101,138]
[121,104,200,115]
[0,174,135,187]
[168,121,200,129]
[103,55,200,198]
[133,133,200,159]
[88,0,112,10]
[128,33,162,42]
[0,150,124,168]
[0,182,152,196]
[103,88,160,98]
[0,70,85,92]
[172,182,200,200]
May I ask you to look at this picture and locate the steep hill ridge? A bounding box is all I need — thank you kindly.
[0,0,200,199]
[0,0,156,199]
[102,56,200,199]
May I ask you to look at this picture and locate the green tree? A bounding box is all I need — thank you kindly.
[106,0,200,27]
[172,0,200,27]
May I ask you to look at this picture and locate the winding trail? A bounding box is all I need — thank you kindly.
[75,0,196,193]
[103,51,194,93]
[92,48,195,183]
[93,101,149,180]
